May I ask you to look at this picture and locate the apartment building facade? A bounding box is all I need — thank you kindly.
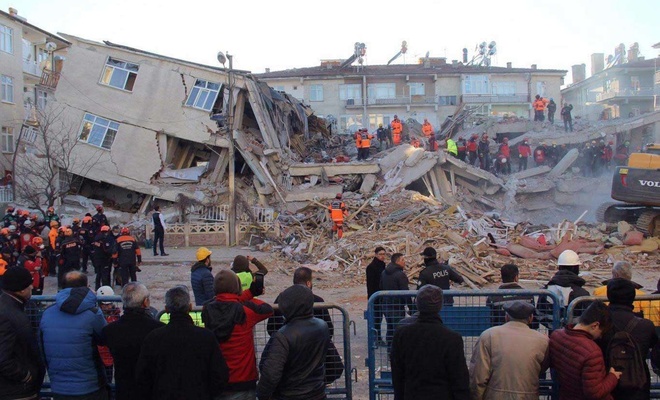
[0,8,69,201]
[256,58,566,134]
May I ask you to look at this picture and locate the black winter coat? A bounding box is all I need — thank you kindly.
[0,292,45,400]
[190,262,214,306]
[366,257,386,298]
[135,312,229,400]
[417,258,464,305]
[103,308,164,400]
[391,313,470,400]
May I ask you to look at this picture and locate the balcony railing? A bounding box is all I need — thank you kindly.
[0,186,13,203]
[345,96,440,107]
[596,88,654,102]
[22,58,41,77]
[39,69,61,89]
[461,94,529,104]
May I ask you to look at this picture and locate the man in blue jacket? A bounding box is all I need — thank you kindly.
[191,247,214,306]
[39,271,108,400]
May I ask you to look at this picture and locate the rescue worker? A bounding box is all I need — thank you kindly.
[428,135,438,152]
[22,238,46,294]
[614,140,630,165]
[58,227,81,289]
[532,94,547,122]
[421,119,434,138]
[477,134,491,170]
[446,137,458,157]
[547,98,557,124]
[44,206,60,226]
[79,216,93,273]
[91,225,114,290]
[410,137,421,148]
[603,141,614,170]
[92,205,109,236]
[113,227,142,286]
[48,221,59,275]
[328,193,348,239]
[0,228,14,264]
[467,134,479,166]
[517,138,532,171]
[534,142,547,166]
[561,103,573,132]
[497,137,511,175]
[391,115,403,146]
[19,220,36,251]
[359,129,374,161]
[588,140,600,176]
[546,142,559,167]
[354,129,363,160]
[376,123,388,151]
[3,205,15,227]
[579,142,593,177]
[457,137,467,161]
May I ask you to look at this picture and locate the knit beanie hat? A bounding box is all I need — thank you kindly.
[417,284,443,314]
[607,278,636,307]
[2,267,33,292]
[231,255,249,273]
[213,269,241,295]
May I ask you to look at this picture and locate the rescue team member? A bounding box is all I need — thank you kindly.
[359,129,374,161]
[532,94,548,122]
[446,137,458,157]
[354,129,362,160]
[428,135,439,151]
[391,115,403,146]
[58,228,81,289]
[497,137,511,174]
[517,138,532,171]
[113,227,142,286]
[457,137,467,161]
[328,193,348,239]
[91,225,114,290]
[534,142,547,166]
[467,134,479,166]
[422,118,434,138]
[410,137,421,148]
[92,205,109,236]
[231,254,269,293]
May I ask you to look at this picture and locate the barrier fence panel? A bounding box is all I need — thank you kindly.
[157,302,354,400]
[365,290,563,400]
[566,294,660,399]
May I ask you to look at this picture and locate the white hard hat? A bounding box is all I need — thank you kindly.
[97,285,115,304]
[557,250,581,266]
[24,220,33,227]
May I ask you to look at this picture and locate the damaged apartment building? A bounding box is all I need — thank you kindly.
[28,33,321,220]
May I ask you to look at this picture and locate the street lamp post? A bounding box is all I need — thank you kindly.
[218,51,236,246]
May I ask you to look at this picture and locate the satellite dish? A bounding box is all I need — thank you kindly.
[45,42,57,52]
[217,51,227,66]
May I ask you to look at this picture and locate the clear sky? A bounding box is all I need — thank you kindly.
[5,0,659,84]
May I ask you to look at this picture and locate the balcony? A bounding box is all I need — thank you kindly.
[39,69,61,90]
[596,88,654,103]
[345,96,439,108]
[22,58,42,77]
[461,94,529,104]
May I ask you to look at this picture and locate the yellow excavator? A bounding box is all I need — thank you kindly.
[597,143,660,236]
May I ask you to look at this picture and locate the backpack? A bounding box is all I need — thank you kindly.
[607,318,648,390]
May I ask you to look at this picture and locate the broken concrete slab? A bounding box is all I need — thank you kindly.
[404,148,426,167]
[287,162,380,177]
[510,165,551,180]
[515,178,555,193]
[359,174,377,194]
[549,148,579,178]
[285,185,341,202]
[444,156,504,186]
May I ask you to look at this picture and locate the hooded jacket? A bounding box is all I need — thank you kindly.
[257,285,328,400]
[380,262,409,292]
[39,287,107,396]
[545,270,590,307]
[191,261,214,306]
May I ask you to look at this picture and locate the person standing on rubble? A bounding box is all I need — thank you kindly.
[547,98,557,124]
[532,95,547,122]
[391,115,403,146]
[360,128,374,161]
[417,247,464,307]
[603,141,614,170]
[92,205,109,236]
[422,118,434,139]
[446,137,458,157]
[467,134,479,166]
[517,138,532,171]
[546,142,559,167]
[533,142,547,166]
[328,193,348,239]
[477,134,491,170]
[377,123,388,151]
[457,137,467,161]
[561,103,574,132]
[354,129,363,160]
[496,137,511,174]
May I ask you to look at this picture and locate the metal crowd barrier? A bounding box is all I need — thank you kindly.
[157,303,354,400]
[365,289,563,400]
[566,294,660,399]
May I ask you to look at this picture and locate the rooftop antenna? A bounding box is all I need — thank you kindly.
[387,41,408,65]
[467,40,496,66]
[339,42,367,69]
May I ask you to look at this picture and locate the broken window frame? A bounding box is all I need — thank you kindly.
[0,25,12,54]
[77,113,120,150]
[185,79,220,111]
[1,75,14,103]
[100,57,139,92]
[339,84,362,101]
[309,84,323,102]
[1,126,14,153]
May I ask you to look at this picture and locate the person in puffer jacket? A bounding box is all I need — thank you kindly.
[39,271,108,398]
[257,285,329,400]
[191,247,214,306]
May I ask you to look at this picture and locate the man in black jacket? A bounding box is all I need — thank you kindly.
[417,247,464,306]
[257,285,328,400]
[391,284,470,400]
[366,246,387,343]
[103,282,164,400]
[599,278,658,400]
[136,286,228,400]
[0,267,45,400]
[380,253,412,346]
[486,263,538,328]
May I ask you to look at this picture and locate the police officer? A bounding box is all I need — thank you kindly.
[417,247,464,306]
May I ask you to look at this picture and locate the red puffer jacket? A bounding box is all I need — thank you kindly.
[549,326,618,400]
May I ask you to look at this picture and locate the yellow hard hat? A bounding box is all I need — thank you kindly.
[196,247,212,261]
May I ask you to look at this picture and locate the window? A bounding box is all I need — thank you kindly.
[100,57,139,91]
[309,84,323,102]
[536,81,546,97]
[463,75,489,94]
[368,83,396,99]
[273,85,285,92]
[78,113,120,150]
[185,79,220,111]
[1,127,14,153]
[439,96,457,106]
[1,75,13,103]
[338,114,363,133]
[368,114,391,130]
[409,83,425,96]
[0,25,12,54]
[37,90,48,110]
[492,82,516,95]
[339,84,362,100]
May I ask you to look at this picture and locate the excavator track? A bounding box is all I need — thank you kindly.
[636,210,660,236]
[595,202,637,224]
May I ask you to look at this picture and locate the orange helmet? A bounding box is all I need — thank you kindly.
[21,210,30,217]
[31,237,45,250]
[120,227,130,235]
[5,206,14,213]
[0,228,8,236]
[82,216,92,223]
[100,225,111,232]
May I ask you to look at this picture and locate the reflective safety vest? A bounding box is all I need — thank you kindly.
[329,200,346,222]
[446,139,458,156]
[360,132,373,148]
[354,131,362,147]
[236,271,253,291]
